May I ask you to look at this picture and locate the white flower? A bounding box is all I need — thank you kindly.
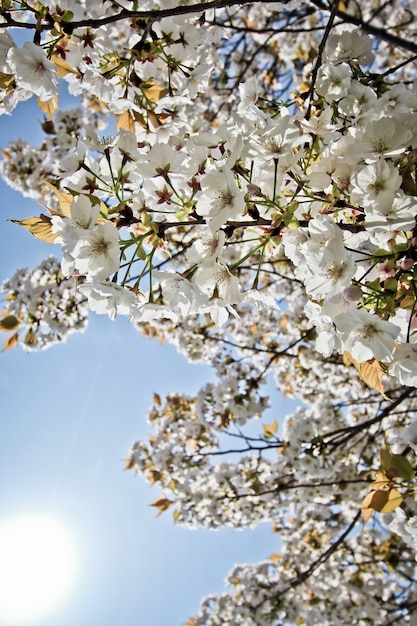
[186,229,225,266]
[243,290,280,311]
[302,237,356,299]
[390,344,417,388]
[0,31,15,73]
[398,420,417,453]
[72,222,120,280]
[8,42,58,101]
[196,262,242,305]
[350,159,402,214]
[357,117,412,163]
[387,508,417,555]
[78,281,138,320]
[304,301,342,358]
[153,270,206,317]
[365,192,417,232]
[316,62,352,102]
[198,299,240,327]
[334,309,400,362]
[325,29,374,65]
[196,167,245,232]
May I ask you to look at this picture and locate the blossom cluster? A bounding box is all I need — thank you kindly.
[2,1,417,624]
[1,256,88,350]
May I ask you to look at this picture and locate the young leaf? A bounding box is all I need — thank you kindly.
[2,332,19,352]
[390,454,415,481]
[116,110,136,132]
[0,72,14,89]
[123,456,135,470]
[151,496,174,516]
[37,96,59,121]
[42,181,73,217]
[263,420,278,439]
[371,470,390,490]
[344,352,390,400]
[380,445,393,472]
[0,315,20,332]
[10,215,58,243]
[143,81,168,104]
[380,488,403,514]
[361,489,389,522]
[24,328,37,346]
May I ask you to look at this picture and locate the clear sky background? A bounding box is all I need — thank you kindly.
[0,90,296,625]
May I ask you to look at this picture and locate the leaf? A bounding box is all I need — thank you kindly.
[2,332,19,352]
[263,420,278,439]
[0,71,14,89]
[0,315,20,332]
[390,454,415,481]
[116,110,136,132]
[37,96,59,120]
[361,486,403,521]
[23,328,37,346]
[143,81,168,104]
[123,457,135,470]
[371,470,390,490]
[380,488,403,513]
[344,352,390,400]
[147,109,162,129]
[42,181,73,217]
[361,489,388,522]
[51,55,78,77]
[10,214,58,243]
[380,445,393,472]
[153,393,162,406]
[151,496,174,516]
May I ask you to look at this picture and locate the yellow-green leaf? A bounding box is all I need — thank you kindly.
[23,328,37,346]
[371,470,390,490]
[10,214,58,243]
[0,315,20,332]
[380,488,403,513]
[380,445,393,472]
[0,71,14,89]
[391,454,415,481]
[361,489,388,522]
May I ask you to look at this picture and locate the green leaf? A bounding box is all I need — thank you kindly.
[380,445,393,472]
[0,315,20,332]
[391,454,414,481]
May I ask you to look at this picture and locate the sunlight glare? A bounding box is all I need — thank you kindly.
[0,514,78,623]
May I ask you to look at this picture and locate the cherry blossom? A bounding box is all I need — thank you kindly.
[1,2,417,624]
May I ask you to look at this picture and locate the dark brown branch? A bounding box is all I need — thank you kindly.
[306,0,340,113]
[0,0,266,30]
[310,0,417,55]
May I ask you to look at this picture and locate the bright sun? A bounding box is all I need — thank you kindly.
[0,514,78,623]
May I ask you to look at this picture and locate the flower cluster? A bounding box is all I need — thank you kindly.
[2,1,417,624]
[1,256,88,350]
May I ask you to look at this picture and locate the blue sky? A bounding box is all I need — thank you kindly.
[0,94,292,625]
